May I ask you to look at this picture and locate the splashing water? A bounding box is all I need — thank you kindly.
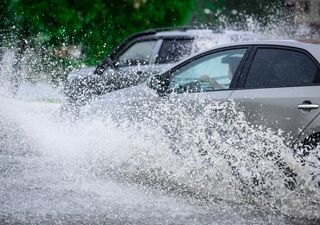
[1,25,320,224]
[83,93,320,216]
[1,85,320,224]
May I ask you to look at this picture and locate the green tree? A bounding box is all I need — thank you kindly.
[0,0,15,45]
[2,0,195,65]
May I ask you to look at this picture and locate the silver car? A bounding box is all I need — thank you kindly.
[84,39,320,190]
[148,39,320,149]
[148,39,320,190]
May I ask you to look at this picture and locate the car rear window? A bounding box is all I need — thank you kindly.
[244,48,320,89]
[155,39,192,64]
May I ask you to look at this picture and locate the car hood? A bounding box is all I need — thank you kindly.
[66,66,96,81]
[94,82,158,104]
[82,82,159,115]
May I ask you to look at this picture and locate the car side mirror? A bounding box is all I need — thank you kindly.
[148,75,161,90]
[148,74,169,94]
[105,57,114,68]
[94,57,114,74]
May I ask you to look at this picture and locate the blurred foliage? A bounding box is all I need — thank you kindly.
[0,0,286,83]
[1,0,195,65]
[193,0,285,27]
[0,0,286,64]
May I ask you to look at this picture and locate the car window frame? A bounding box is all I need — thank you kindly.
[108,34,194,65]
[94,35,194,74]
[236,45,320,90]
[149,39,163,64]
[94,36,159,73]
[156,45,253,95]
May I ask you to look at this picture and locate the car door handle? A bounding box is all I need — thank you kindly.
[212,106,224,111]
[297,104,319,110]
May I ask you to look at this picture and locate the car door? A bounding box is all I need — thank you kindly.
[161,47,250,108]
[230,46,320,143]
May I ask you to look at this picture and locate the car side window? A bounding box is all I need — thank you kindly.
[244,48,320,89]
[118,40,156,66]
[155,39,193,64]
[169,48,247,93]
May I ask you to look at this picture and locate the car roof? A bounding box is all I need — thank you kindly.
[195,39,320,62]
[154,29,220,38]
[130,26,222,39]
[108,27,223,60]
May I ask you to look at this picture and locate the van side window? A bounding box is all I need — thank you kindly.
[118,41,157,66]
[155,39,192,64]
[244,48,320,89]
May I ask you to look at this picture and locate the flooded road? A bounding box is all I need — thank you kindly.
[0,84,319,224]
